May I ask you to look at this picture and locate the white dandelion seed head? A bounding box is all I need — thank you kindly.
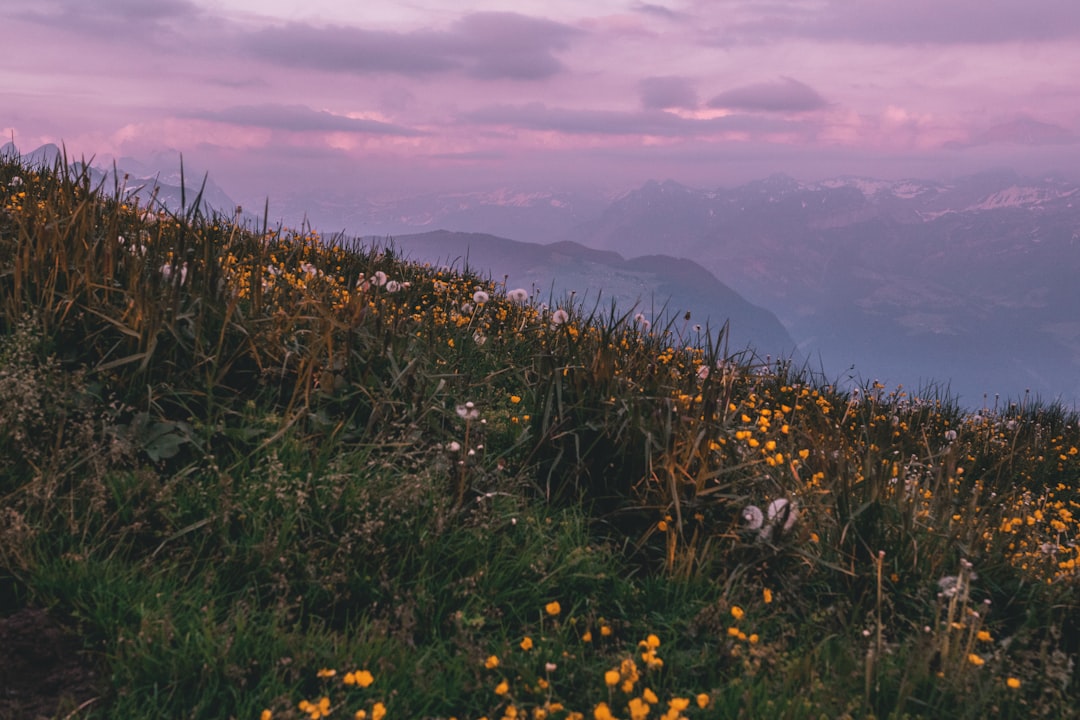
[447,441,461,452]
[461,303,474,315]
[741,505,764,530]
[944,429,958,442]
[766,498,798,532]
[551,308,570,326]
[373,270,388,286]
[507,288,529,304]
[300,262,318,277]
[385,280,401,293]
[937,575,959,598]
[473,289,490,304]
[9,176,23,187]
[456,403,479,420]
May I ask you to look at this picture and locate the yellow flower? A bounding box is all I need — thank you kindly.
[521,636,534,651]
[763,588,773,604]
[976,630,992,642]
[372,702,387,720]
[604,669,621,687]
[696,693,710,709]
[730,606,745,620]
[593,702,615,720]
[317,668,337,678]
[582,630,593,642]
[511,395,522,404]
[347,670,374,688]
[355,711,367,720]
[642,688,659,704]
[640,634,660,649]
[545,601,562,616]
[628,697,650,720]
[485,655,500,669]
[600,625,612,637]
[668,697,690,711]
[261,711,273,720]
[1006,677,1021,689]
[967,653,986,667]
[495,680,510,695]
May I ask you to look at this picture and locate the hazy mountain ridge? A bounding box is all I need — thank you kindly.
[376,230,798,361]
[574,171,1080,405]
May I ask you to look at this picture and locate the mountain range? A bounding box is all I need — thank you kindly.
[6,141,1078,406]
[284,168,1080,407]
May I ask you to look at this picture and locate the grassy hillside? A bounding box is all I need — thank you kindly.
[1,152,1078,719]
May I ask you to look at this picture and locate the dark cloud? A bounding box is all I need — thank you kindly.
[447,12,581,80]
[14,0,201,33]
[697,0,1080,45]
[462,103,808,137]
[190,104,426,137]
[707,77,827,113]
[244,12,580,81]
[632,3,687,21]
[948,117,1079,149]
[639,76,699,110]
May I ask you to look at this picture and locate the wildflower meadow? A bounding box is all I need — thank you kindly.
[1,150,1077,719]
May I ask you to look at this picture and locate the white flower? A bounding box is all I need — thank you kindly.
[473,289,490,304]
[447,441,462,452]
[267,264,282,277]
[696,365,709,380]
[385,280,401,293]
[460,303,474,315]
[9,176,23,187]
[161,262,188,285]
[473,331,487,346]
[373,270,388,286]
[300,262,318,277]
[944,429,957,442]
[634,312,651,331]
[507,288,529,304]
[551,308,569,326]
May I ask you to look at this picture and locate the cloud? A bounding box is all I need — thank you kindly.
[189,104,426,137]
[632,3,687,21]
[951,117,1079,149]
[243,12,581,81]
[447,12,582,80]
[707,77,827,113]
[639,76,699,110]
[695,0,1080,45]
[462,103,808,137]
[14,0,201,33]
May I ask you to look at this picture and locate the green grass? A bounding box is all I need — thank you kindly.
[1,150,1078,719]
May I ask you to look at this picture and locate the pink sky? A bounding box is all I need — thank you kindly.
[4,0,1080,204]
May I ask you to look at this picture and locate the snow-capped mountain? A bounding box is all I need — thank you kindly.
[571,171,1080,406]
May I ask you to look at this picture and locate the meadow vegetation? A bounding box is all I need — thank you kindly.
[1,149,1078,719]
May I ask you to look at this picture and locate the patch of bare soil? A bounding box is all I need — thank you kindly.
[0,607,101,720]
